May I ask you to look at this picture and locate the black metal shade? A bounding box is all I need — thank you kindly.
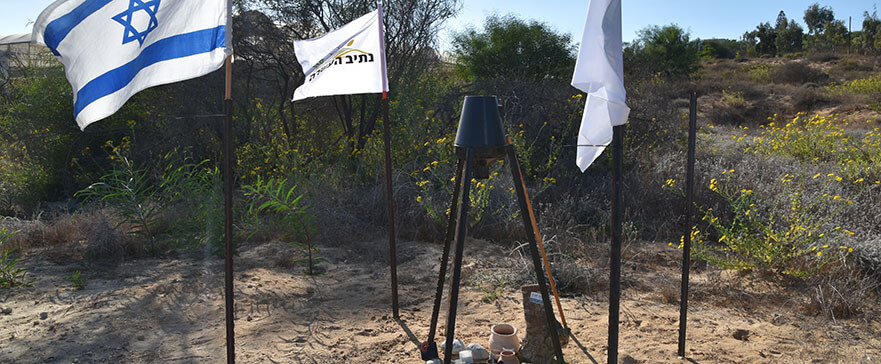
[454,96,507,149]
[454,96,508,179]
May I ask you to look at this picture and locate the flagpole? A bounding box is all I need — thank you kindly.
[382,91,399,320]
[223,1,236,362]
[376,1,399,319]
[608,124,624,364]
[678,91,697,357]
[222,54,236,364]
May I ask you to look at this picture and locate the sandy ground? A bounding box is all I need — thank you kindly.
[2,239,880,364]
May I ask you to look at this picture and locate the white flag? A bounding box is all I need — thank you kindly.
[293,8,388,101]
[571,0,630,171]
[32,0,231,130]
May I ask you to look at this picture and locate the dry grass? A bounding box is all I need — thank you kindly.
[804,263,881,322]
[807,52,840,63]
[774,62,829,85]
[791,85,830,112]
[0,207,141,263]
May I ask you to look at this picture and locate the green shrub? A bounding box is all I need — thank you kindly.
[721,90,746,107]
[451,15,575,82]
[66,270,87,290]
[699,39,737,59]
[76,151,163,251]
[679,174,853,277]
[0,228,30,287]
[829,75,881,95]
[745,113,881,183]
[747,65,774,83]
[241,177,320,275]
[628,24,700,76]
[0,66,156,212]
[76,149,219,254]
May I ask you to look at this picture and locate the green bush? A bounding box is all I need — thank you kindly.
[451,15,575,82]
[747,65,774,83]
[242,177,320,275]
[745,113,881,184]
[721,90,746,107]
[699,39,737,59]
[628,24,700,76]
[830,75,881,95]
[0,66,157,212]
[0,227,30,287]
[76,149,219,254]
[683,174,852,277]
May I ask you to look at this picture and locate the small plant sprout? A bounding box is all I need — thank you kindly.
[66,270,87,290]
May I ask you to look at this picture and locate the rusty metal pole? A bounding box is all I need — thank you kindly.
[381,93,399,319]
[442,149,473,364]
[678,92,698,357]
[608,124,624,364]
[223,54,236,364]
[425,157,464,355]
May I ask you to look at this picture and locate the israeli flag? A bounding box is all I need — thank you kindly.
[32,0,231,130]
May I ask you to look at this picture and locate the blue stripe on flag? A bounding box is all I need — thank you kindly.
[74,25,226,118]
[44,0,113,55]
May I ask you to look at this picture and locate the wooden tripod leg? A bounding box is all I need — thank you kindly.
[443,149,473,364]
[508,145,565,363]
[508,142,568,329]
[427,157,465,346]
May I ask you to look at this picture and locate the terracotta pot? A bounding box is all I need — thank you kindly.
[498,348,520,364]
[488,324,520,355]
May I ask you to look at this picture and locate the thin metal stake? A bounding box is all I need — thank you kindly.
[381,93,399,319]
[427,158,464,345]
[608,124,625,364]
[442,149,474,364]
[223,55,235,364]
[678,92,698,357]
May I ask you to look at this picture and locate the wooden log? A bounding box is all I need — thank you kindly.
[519,285,568,363]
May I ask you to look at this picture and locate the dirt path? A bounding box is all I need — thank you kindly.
[2,239,880,363]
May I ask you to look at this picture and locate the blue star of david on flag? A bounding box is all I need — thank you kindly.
[112,0,161,46]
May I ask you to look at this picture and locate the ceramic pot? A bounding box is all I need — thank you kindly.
[488,324,520,355]
[498,348,520,364]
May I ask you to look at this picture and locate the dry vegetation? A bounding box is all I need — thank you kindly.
[3,5,881,361]
[3,52,881,362]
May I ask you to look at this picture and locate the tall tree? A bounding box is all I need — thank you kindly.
[804,3,835,35]
[860,8,881,53]
[451,15,575,82]
[746,22,778,56]
[776,20,804,55]
[776,10,789,31]
[813,19,848,50]
[629,24,699,76]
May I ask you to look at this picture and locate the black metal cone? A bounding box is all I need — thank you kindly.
[454,96,507,149]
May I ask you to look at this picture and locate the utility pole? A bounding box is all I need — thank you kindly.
[848,16,852,54]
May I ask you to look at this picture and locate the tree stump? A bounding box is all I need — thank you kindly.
[519,284,568,363]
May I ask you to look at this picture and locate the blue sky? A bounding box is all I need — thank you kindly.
[2,0,878,47]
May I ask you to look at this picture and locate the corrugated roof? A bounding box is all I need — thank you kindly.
[0,33,32,46]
